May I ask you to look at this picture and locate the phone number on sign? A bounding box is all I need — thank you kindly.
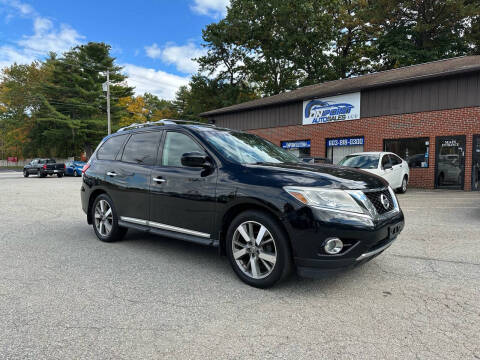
[327,138,364,147]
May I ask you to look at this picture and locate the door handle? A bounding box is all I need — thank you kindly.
[153,177,166,183]
[107,171,117,177]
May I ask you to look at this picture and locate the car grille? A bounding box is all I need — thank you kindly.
[364,188,394,215]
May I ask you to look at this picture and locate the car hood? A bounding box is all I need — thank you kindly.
[245,162,387,190]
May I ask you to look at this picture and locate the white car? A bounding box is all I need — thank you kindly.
[338,152,410,193]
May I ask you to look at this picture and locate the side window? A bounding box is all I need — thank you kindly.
[97,135,127,160]
[162,132,205,167]
[381,155,391,168]
[390,155,402,166]
[121,132,161,166]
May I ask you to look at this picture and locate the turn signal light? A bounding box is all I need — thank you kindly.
[289,191,308,204]
[82,163,90,174]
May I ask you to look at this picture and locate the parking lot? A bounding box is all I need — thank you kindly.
[0,171,479,359]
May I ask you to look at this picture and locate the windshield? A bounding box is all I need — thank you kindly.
[338,154,379,169]
[199,129,300,165]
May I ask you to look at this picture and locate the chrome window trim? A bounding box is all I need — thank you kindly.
[120,216,210,239]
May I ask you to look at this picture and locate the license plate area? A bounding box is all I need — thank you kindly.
[54,170,58,173]
[388,221,404,239]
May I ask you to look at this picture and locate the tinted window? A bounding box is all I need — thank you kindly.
[121,132,161,166]
[162,132,205,167]
[381,155,391,168]
[97,135,127,160]
[384,137,429,168]
[338,155,379,169]
[198,129,299,164]
[390,154,402,165]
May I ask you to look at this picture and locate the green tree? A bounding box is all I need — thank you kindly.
[370,0,479,69]
[30,42,134,157]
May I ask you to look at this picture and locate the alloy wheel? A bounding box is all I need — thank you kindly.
[232,221,277,279]
[402,178,407,192]
[94,199,113,237]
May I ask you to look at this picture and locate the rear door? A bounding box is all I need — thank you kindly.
[149,130,218,240]
[105,131,162,223]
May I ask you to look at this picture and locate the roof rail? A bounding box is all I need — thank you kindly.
[116,119,211,132]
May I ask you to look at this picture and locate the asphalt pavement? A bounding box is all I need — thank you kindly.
[0,172,479,359]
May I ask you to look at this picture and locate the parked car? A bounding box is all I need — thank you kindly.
[65,161,86,177]
[23,158,65,178]
[300,156,333,164]
[81,120,404,288]
[338,152,409,193]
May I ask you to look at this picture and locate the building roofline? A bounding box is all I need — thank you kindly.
[200,56,480,117]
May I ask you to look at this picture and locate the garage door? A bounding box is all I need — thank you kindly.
[326,137,364,164]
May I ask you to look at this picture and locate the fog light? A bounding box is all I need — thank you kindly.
[324,238,343,254]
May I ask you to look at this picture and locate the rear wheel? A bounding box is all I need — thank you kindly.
[23,169,29,177]
[57,173,64,178]
[39,172,46,178]
[91,194,127,242]
[226,210,292,288]
[398,176,408,193]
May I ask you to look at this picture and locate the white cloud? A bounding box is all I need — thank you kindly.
[145,43,161,59]
[0,1,84,69]
[122,64,189,100]
[1,0,35,16]
[161,43,206,73]
[144,42,206,74]
[191,0,229,18]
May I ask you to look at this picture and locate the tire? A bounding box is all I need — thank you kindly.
[23,169,29,178]
[226,210,292,288]
[397,175,408,193]
[39,172,47,178]
[91,194,127,242]
[74,170,79,177]
[57,173,64,178]
[438,173,444,186]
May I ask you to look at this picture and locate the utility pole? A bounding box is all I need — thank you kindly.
[106,70,111,135]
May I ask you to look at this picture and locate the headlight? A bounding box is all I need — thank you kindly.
[284,186,366,214]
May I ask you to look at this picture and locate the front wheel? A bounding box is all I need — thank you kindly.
[398,176,408,193]
[74,170,79,177]
[91,194,127,242]
[23,169,29,177]
[226,210,292,288]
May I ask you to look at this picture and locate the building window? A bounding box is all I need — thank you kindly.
[326,136,364,164]
[384,137,429,168]
[281,140,311,158]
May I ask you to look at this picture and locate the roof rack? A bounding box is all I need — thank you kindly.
[116,119,212,132]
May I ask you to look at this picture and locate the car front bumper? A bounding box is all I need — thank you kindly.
[283,206,405,278]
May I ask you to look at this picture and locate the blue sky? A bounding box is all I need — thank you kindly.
[0,0,230,99]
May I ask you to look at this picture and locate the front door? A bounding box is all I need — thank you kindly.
[435,136,466,189]
[472,135,480,191]
[149,131,218,241]
[380,154,396,186]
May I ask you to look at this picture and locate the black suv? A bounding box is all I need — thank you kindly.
[81,120,404,288]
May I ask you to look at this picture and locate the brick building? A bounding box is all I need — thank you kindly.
[201,56,480,191]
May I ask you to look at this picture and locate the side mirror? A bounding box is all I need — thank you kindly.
[181,152,211,168]
[383,163,392,170]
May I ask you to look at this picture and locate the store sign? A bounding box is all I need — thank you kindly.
[7,156,18,162]
[303,92,361,125]
[281,140,311,149]
[327,137,364,147]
